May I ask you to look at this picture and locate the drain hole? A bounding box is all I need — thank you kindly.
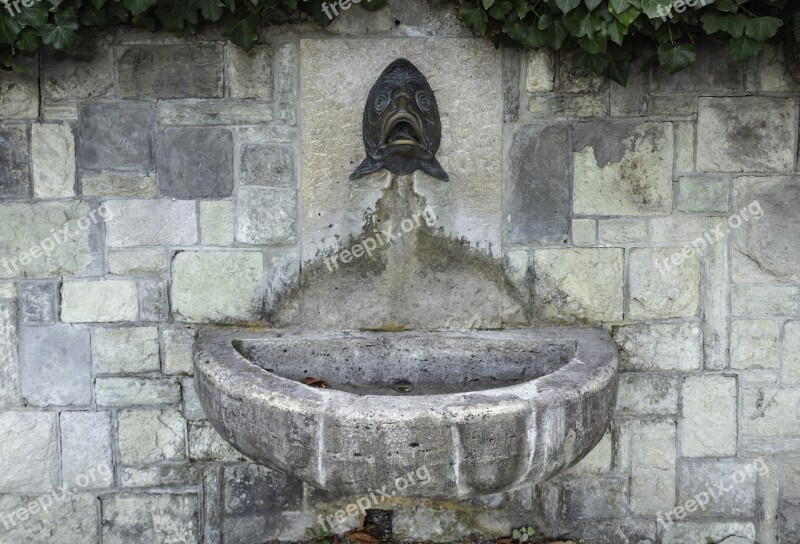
[409,442,420,448]
[392,379,414,393]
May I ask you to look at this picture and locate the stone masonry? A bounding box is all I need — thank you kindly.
[0,1,799,542]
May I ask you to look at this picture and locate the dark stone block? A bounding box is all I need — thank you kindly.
[0,125,30,198]
[18,281,56,325]
[507,124,571,245]
[655,38,744,92]
[117,45,223,99]
[240,145,295,187]
[157,128,234,198]
[781,499,800,543]
[223,464,302,515]
[78,102,155,173]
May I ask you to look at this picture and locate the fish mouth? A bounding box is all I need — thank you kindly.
[381,112,424,149]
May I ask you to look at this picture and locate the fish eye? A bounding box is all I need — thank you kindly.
[415,90,432,112]
[374,92,391,112]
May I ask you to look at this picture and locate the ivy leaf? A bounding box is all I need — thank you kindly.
[701,12,746,37]
[545,19,569,49]
[132,14,156,30]
[715,0,738,12]
[502,20,527,41]
[563,10,600,38]
[608,18,627,44]
[282,0,297,8]
[39,20,79,50]
[123,0,158,15]
[17,2,50,28]
[657,43,696,73]
[0,16,21,45]
[524,24,548,47]
[219,12,259,50]
[90,0,107,9]
[538,13,556,29]
[744,16,781,41]
[197,0,224,21]
[728,34,763,61]
[609,0,631,12]
[488,0,512,19]
[641,0,673,19]
[80,4,108,25]
[460,3,488,35]
[554,0,582,14]
[482,0,494,9]
[794,9,800,43]
[585,0,602,9]
[611,5,641,26]
[573,48,610,73]
[155,0,199,30]
[578,34,607,53]
[15,27,40,51]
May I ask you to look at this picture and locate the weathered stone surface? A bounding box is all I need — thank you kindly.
[650,94,696,116]
[616,374,679,415]
[529,94,608,117]
[0,494,98,544]
[0,201,100,279]
[610,59,648,117]
[674,121,694,173]
[60,411,113,488]
[677,177,729,213]
[226,43,273,99]
[42,35,114,101]
[108,249,167,276]
[655,39,744,92]
[731,320,781,369]
[18,281,56,325]
[0,299,20,406]
[118,464,202,488]
[533,248,624,322]
[732,176,800,283]
[117,44,223,99]
[503,49,521,123]
[563,477,627,519]
[19,325,91,406]
[780,499,800,544]
[681,374,737,457]
[743,388,800,437]
[104,199,197,247]
[0,411,58,492]
[61,280,138,322]
[117,409,186,464]
[389,0,464,36]
[573,122,673,216]
[199,200,234,245]
[102,493,199,544]
[274,42,297,126]
[157,99,273,125]
[0,125,30,198]
[96,377,181,407]
[571,219,595,246]
[300,38,503,259]
[78,102,155,172]
[629,247,700,319]
[507,124,570,245]
[697,97,797,172]
[732,285,798,316]
[650,216,713,245]
[327,4,394,34]
[224,463,302,515]
[162,327,196,375]
[526,49,554,92]
[566,431,612,475]
[559,51,608,94]
[189,421,245,461]
[760,44,800,92]
[81,172,158,197]
[236,187,297,245]
[182,377,205,421]
[613,322,702,372]
[597,219,648,245]
[140,279,169,322]
[662,521,755,544]
[31,123,75,198]
[157,128,234,198]
[629,420,676,515]
[704,237,730,370]
[171,251,264,323]
[0,62,38,119]
[784,322,800,384]
[677,459,758,517]
[240,145,295,187]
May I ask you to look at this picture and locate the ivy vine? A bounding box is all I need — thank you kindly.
[0,0,797,85]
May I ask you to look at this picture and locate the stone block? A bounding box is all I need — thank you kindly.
[598,219,648,245]
[629,421,676,515]
[655,39,744,92]
[559,51,607,93]
[0,412,58,493]
[162,327,196,375]
[18,281,56,325]
[81,172,158,197]
[19,325,91,407]
[226,43,273,99]
[118,464,202,488]
[117,44,223,99]
[525,49,554,92]
[743,388,800,437]
[96,377,181,407]
[529,94,608,117]
[563,477,627,519]
[61,280,138,322]
[42,35,114,100]
[573,122,673,216]
[629,247,700,319]
[507,124,571,245]
[781,499,800,544]
[140,279,168,322]
[662,521,755,544]
[326,4,394,34]
[117,409,186,464]
[240,145,295,187]
[157,128,234,198]
[31,123,75,198]
[760,44,800,92]
[732,285,799,316]
[674,122,694,173]
[102,493,199,544]
[104,199,197,247]
[0,62,38,119]
[650,94,697,116]
[0,125,30,198]
[78,102,155,172]
[533,248,624,322]
[610,60,648,117]
[566,431,612,475]
[703,231,730,370]
[613,322,701,372]
[60,411,113,488]
[730,320,780,370]
[0,299,20,405]
[681,374,737,457]
[571,219,595,246]
[224,464,302,515]
[677,459,759,517]
[697,97,797,172]
[181,377,205,421]
[171,251,264,323]
[236,187,297,245]
[108,249,167,276]
[650,216,713,245]
[189,421,245,461]
[275,42,297,126]
[157,99,273,125]
[677,177,729,214]
[0,494,98,544]
[199,200,234,245]
[784,322,800,384]
[616,373,679,415]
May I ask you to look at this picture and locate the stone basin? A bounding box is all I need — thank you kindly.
[194,327,618,499]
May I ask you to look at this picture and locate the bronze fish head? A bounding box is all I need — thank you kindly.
[350,58,449,182]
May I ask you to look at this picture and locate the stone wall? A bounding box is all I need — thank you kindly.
[0,1,799,542]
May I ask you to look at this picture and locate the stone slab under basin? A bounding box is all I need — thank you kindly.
[195,327,618,500]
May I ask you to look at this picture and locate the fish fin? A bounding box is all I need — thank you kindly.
[349,157,383,180]
[418,159,449,182]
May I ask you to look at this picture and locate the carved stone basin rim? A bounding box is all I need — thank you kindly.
[194,327,618,499]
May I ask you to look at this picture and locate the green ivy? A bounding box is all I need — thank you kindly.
[0,0,796,84]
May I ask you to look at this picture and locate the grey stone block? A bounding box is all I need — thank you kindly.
[0,494,98,543]
[223,464,302,515]
[140,279,169,322]
[240,145,295,187]
[188,420,245,461]
[104,199,198,247]
[563,476,628,519]
[42,35,115,101]
[157,128,233,198]
[117,409,186,464]
[506,124,570,245]
[117,44,223,99]
[157,99,273,126]
[102,493,199,544]
[677,458,758,517]
[18,281,57,325]
[118,464,202,488]
[19,325,91,407]
[226,43,273,99]
[95,377,181,407]
[0,411,59,493]
[0,124,30,198]
[655,39,744,92]
[60,411,113,489]
[0,299,20,406]
[236,187,297,245]
[78,102,155,172]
